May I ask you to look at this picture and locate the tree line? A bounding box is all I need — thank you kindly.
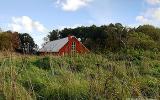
[0,31,37,53]
[0,23,160,53]
[48,23,160,52]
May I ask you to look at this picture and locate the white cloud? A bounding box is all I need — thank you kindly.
[9,16,48,33]
[136,15,151,24]
[146,0,160,5]
[55,0,93,11]
[152,8,160,20]
[22,16,33,32]
[134,0,160,27]
[33,21,47,33]
[136,0,160,25]
[11,24,22,32]
[8,16,48,47]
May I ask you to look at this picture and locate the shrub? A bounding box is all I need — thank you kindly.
[33,57,51,70]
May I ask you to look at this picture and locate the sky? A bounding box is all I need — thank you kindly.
[0,0,160,47]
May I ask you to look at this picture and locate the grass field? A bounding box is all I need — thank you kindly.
[0,50,160,100]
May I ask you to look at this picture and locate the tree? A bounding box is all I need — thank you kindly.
[19,33,36,53]
[11,32,20,50]
[0,31,20,51]
[0,32,12,50]
[48,30,60,41]
[104,23,128,51]
[136,25,160,42]
[47,23,160,52]
[127,32,157,50]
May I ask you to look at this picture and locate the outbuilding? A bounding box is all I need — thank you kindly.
[39,35,89,55]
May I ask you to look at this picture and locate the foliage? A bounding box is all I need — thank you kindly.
[48,29,60,41]
[0,31,20,51]
[136,25,160,42]
[48,24,160,52]
[19,33,36,53]
[33,56,51,70]
[0,31,37,54]
[127,32,157,50]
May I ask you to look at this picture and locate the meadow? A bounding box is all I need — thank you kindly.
[0,50,160,100]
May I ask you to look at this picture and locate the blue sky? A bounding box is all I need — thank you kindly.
[0,0,160,46]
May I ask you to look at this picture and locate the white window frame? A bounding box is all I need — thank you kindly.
[71,42,76,53]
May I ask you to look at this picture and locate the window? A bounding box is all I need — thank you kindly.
[71,42,76,53]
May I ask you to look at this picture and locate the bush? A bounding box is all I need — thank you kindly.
[33,57,51,70]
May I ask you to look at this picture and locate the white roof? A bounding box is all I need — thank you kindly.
[39,37,69,52]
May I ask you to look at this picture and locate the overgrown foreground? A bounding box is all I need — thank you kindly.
[0,50,160,100]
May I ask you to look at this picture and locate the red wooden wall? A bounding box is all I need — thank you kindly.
[58,36,89,55]
[39,36,89,56]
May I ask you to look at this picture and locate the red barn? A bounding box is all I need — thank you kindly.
[39,35,89,55]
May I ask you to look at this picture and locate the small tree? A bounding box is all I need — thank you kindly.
[48,30,60,41]
[0,31,20,51]
[19,33,36,54]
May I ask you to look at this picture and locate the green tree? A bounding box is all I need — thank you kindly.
[19,33,36,53]
[136,25,160,42]
[47,23,160,52]
[104,23,128,51]
[127,32,157,50]
[48,29,60,41]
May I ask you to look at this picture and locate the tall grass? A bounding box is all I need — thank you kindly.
[0,51,159,100]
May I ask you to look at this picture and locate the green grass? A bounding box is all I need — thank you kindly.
[0,51,160,100]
